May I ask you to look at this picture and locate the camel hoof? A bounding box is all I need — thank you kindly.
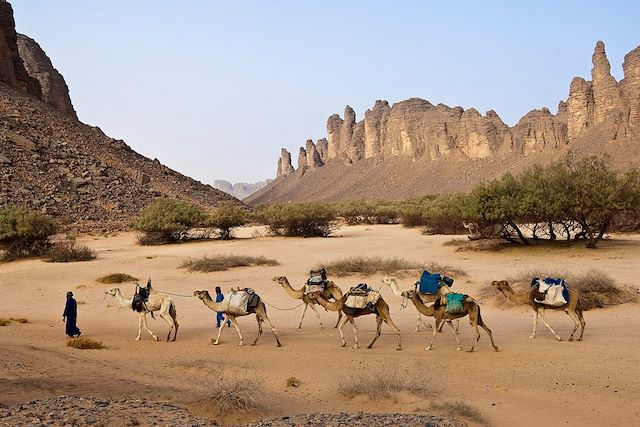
[353,345,359,349]
[250,343,256,346]
[494,347,499,352]
[568,337,574,342]
[153,336,159,341]
[528,335,535,339]
[396,347,402,351]
[456,347,462,351]
[238,342,244,346]
[213,341,220,345]
[277,343,282,347]
[577,338,583,342]
[426,347,433,351]
[297,325,302,329]
[341,343,347,347]
[466,349,475,353]
[556,336,563,341]
[135,337,141,341]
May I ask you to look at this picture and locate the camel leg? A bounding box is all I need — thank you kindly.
[159,314,175,342]
[334,310,343,329]
[577,310,586,341]
[566,310,581,341]
[136,315,143,340]
[382,316,402,350]
[478,318,499,351]
[539,308,562,341]
[529,309,539,339]
[351,318,359,349]
[447,320,462,351]
[367,316,383,349]
[212,319,226,345]
[427,318,442,350]
[337,315,349,347]
[468,321,481,352]
[251,317,263,346]
[229,316,244,346]
[261,315,282,347]
[308,303,324,329]
[297,303,309,329]
[141,314,158,341]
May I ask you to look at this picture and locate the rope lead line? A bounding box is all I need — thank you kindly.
[262,300,305,311]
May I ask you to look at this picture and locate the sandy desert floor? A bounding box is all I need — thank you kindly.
[1,224,639,426]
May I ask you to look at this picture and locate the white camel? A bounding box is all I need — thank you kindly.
[105,287,179,341]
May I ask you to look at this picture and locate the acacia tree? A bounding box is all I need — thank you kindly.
[207,202,246,240]
[133,198,207,244]
[0,207,56,260]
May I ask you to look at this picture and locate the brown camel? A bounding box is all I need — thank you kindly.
[272,276,343,328]
[193,290,281,347]
[309,292,401,350]
[401,289,498,352]
[491,280,585,341]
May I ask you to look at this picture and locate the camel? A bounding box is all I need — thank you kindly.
[402,289,498,352]
[491,280,586,341]
[272,276,343,329]
[105,287,179,341]
[309,292,401,350]
[382,277,460,333]
[193,290,281,347]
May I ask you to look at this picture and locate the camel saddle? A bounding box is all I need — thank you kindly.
[531,278,569,307]
[344,284,380,311]
[227,288,260,314]
[305,270,329,295]
[132,283,152,313]
[417,271,454,294]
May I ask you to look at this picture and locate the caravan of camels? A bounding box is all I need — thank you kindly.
[103,269,585,351]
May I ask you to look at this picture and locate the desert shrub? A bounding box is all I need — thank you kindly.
[483,269,636,310]
[0,206,56,260]
[198,369,263,414]
[337,199,400,224]
[286,376,302,388]
[134,198,207,244]
[66,337,106,349]
[430,401,488,425]
[0,319,10,326]
[10,317,28,323]
[181,254,279,272]
[207,202,247,239]
[400,194,475,234]
[96,273,138,284]
[337,366,433,400]
[318,256,465,277]
[43,235,96,262]
[252,203,338,237]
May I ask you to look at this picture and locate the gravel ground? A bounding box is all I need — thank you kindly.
[0,396,466,427]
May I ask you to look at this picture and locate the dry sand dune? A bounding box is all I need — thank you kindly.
[1,225,639,426]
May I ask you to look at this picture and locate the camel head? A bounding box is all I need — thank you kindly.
[272,276,287,285]
[401,289,416,299]
[491,280,510,292]
[380,277,395,286]
[104,287,119,296]
[193,290,211,300]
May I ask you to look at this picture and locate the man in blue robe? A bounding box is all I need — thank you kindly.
[63,291,81,337]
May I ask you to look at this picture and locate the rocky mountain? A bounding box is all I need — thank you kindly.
[0,1,237,232]
[250,40,640,205]
[213,179,272,200]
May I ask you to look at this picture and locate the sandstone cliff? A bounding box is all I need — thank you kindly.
[17,34,77,119]
[254,40,640,205]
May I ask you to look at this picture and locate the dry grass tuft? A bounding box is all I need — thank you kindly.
[96,273,138,284]
[66,337,106,349]
[181,254,279,273]
[444,238,507,252]
[0,318,10,326]
[430,401,489,425]
[197,368,264,414]
[482,269,636,310]
[319,256,466,277]
[337,366,433,400]
[10,317,28,323]
[286,376,302,388]
[43,242,97,262]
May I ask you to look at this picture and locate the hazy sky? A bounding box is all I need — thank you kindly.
[11,1,640,183]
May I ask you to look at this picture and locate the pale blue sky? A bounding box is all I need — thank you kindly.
[11,1,640,183]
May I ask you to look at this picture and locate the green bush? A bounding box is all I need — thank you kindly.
[252,203,338,237]
[336,199,400,224]
[0,207,56,260]
[133,198,207,244]
[207,202,246,239]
